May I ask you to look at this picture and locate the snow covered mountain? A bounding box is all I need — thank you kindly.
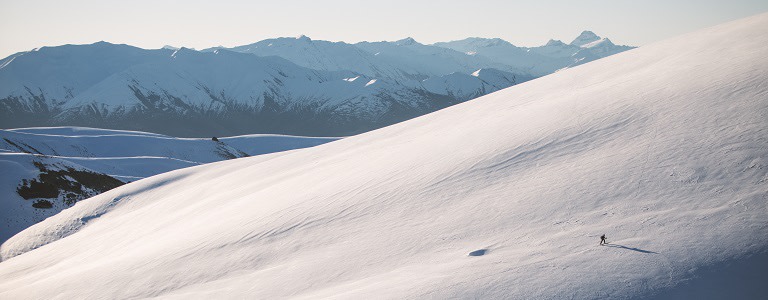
[434,31,634,76]
[204,36,526,81]
[353,38,527,79]
[0,30,630,137]
[2,13,766,299]
[0,127,337,243]
[0,42,527,137]
[432,37,552,75]
[203,35,408,79]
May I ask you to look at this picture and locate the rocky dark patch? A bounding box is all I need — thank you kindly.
[17,161,125,208]
[214,141,250,160]
[32,199,53,209]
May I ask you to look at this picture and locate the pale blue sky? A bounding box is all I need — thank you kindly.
[1,0,767,58]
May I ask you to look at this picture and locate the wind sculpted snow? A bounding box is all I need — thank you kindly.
[1,13,767,299]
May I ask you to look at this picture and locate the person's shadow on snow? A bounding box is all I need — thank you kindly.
[603,243,658,254]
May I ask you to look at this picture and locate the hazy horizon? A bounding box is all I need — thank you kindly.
[1,0,767,58]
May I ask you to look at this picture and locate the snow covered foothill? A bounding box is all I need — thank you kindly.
[1,127,337,166]
[0,127,339,244]
[0,153,124,243]
[7,126,171,137]
[2,13,768,300]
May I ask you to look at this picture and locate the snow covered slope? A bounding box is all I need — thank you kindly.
[0,127,338,243]
[0,153,124,243]
[2,13,768,299]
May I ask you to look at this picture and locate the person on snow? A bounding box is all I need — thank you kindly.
[600,234,607,245]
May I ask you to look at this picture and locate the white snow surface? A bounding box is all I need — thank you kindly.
[0,127,338,243]
[2,14,768,299]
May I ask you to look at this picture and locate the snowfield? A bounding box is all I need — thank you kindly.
[2,13,768,299]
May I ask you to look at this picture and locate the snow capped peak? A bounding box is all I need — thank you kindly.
[295,35,311,42]
[162,45,180,51]
[471,69,482,77]
[395,37,419,46]
[570,30,602,47]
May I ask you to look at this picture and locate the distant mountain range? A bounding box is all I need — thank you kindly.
[0,32,633,137]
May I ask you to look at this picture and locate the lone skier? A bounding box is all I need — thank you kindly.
[599,234,607,245]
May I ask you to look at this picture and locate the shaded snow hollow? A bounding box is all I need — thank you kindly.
[2,13,768,299]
